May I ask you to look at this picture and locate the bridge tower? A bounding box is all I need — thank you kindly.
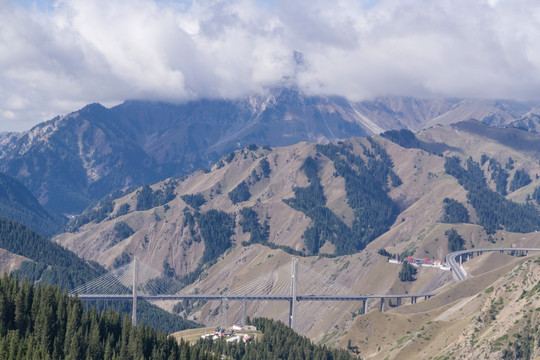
[289,257,298,329]
[132,256,138,326]
[220,295,228,331]
[242,292,247,327]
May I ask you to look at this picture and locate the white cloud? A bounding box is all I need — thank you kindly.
[1,0,540,131]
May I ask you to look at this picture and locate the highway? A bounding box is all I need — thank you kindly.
[445,247,540,281]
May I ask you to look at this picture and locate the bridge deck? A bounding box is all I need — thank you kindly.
[446,247,540,281]
[76,293,436,301]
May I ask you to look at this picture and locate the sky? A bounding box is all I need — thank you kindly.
[1,0,540,132]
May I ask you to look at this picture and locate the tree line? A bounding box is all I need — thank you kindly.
[0,274,215,360]
[0,274,357,359]
[0,217,104,290]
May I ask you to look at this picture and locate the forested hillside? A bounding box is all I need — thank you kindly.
[444,156,540,234]
[0,274,356,360]
[55,121,540,277]
[0,216,199,334]
[0,173,66,237]
[0,274,213,360]
[0,217,103,289]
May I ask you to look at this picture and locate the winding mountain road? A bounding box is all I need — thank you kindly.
[445,248,540,281]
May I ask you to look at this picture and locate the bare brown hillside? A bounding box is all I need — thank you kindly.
[0,249,30,274]
[339,255,540,359]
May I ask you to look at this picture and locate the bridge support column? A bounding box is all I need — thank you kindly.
[242,293,247,327]
[132,256,138,326]
[380,298,385,312]
[220,297,228,332]
[396,298,401,307]
[411,296,417,304]
[362,299,367,314]
[289,257,298,329]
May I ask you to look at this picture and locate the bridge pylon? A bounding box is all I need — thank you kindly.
[242,292,247,327]
[289,257,298,330]
[132,256,138,326]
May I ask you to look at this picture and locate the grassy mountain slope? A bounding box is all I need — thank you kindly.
[339,254,540,359]
[0,248,29,274]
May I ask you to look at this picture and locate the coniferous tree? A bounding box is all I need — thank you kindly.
[445,228,465,252]
[509,169,532,192]
[228,181,251,205]
[533,186,540,205]
[0,274,217,359]
[398,262,417,282]
[442,198,470,223]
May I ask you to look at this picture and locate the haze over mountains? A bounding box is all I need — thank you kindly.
[1,89,539,215]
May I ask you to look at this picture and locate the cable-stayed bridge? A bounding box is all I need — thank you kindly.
[70,257,436,329]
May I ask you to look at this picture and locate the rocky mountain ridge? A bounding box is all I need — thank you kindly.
[1,89,539,215]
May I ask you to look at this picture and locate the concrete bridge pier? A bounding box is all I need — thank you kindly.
[362,299,368,315]
[380,298,385,312]
[411,296,417,304]
[396,298,402,307]
[242,293,247,327]
[288,300,293,328]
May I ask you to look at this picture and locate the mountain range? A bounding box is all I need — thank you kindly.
[1,89,539,215]
[1,91,540,358]
[49,118,540,358]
